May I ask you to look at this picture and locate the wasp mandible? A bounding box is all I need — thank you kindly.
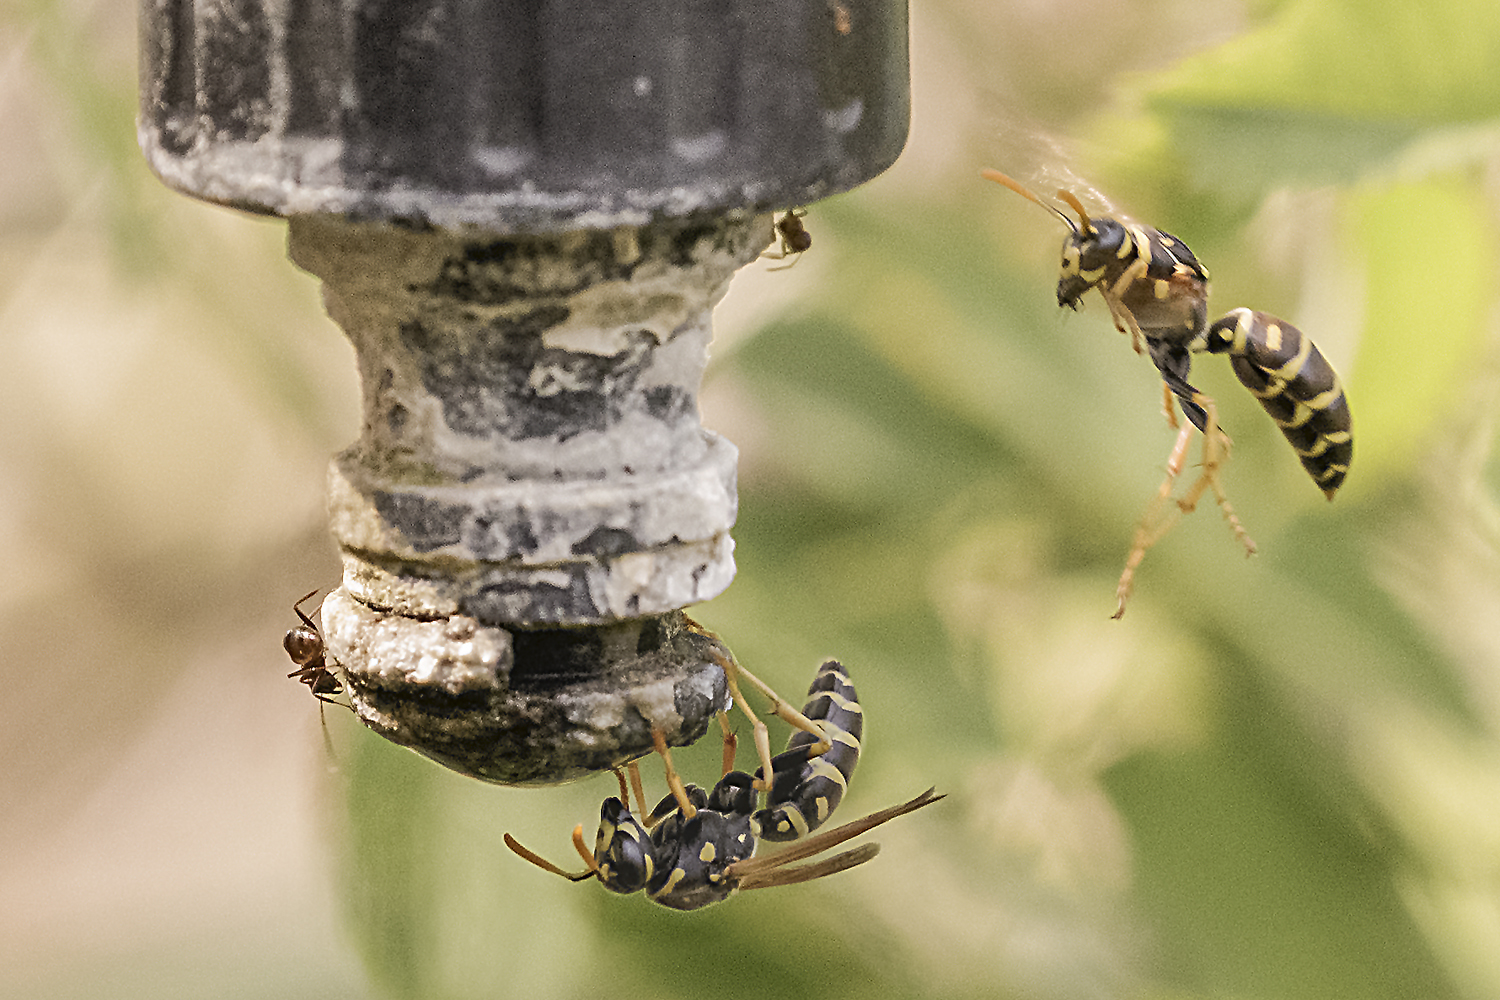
[981,169,1351,617]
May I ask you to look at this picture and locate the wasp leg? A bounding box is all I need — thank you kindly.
[1101,260,1150,354]
[1113,395,1255,619]
[622,761,652,823]
[1114,422,1193,619]
[709,648,830,793]
[651,728,698,819]
[1173,393,1256,555]
[609,761,639,815]
[717,710,739,778]
[1161,381,1180,430]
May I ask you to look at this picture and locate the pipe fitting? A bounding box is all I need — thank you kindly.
[323,594,730,784]
[287,212,758,626]
[138,0,911,785]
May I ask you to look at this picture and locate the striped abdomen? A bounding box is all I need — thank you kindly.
[1204,308,1352,498]
[753,660,864,842]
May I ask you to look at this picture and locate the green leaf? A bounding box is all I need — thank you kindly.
[1344,175,1498,486]
[1153,0,1500,121]
[1145,0,1500,189]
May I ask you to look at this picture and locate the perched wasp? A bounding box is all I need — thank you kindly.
[504,659,944,911]
[981,169,1352,617]
[763,209,812,270]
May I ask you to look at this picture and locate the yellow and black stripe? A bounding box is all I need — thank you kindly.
[982,169,1211,350]
[1203,308,1352,498]
[753,660,864,842]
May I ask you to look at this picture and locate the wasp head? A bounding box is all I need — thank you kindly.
[593,797,655,895]
[983,170,1124,310]
[1057,217,1129,308]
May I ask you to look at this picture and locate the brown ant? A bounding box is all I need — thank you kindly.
[763,209,811,270]
[284,589,351,765]
[284,589,344,704]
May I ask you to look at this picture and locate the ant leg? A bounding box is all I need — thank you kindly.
[291,589,320,631]
[314,702,338,768]
[1172,393,1256,557]
[1114,422,1194,619]
[1161,382,1180,430]
[651,728,697,819]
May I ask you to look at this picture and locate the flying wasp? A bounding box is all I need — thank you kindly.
[503,658,943,911]
[981,169,1352,618]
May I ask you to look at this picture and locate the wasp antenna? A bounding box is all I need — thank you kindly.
[980,168,1079,234]
[503,832,597,882]
[1054,188,1092,230]
[569,823,602,872]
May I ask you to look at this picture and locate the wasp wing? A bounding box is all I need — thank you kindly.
[734,843,880,891]
[724,787,942,880]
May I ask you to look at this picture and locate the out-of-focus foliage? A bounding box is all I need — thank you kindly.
[5,1,1500,999]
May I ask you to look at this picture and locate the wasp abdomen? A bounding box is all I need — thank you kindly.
[754,660,863,842]
[1204,308,1352,498]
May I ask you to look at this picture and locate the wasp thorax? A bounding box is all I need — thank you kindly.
[1074,218,1129,268]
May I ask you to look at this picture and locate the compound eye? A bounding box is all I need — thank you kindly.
[1059,244,1082,277]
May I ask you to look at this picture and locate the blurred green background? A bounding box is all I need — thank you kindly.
[4,0,1500,997]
